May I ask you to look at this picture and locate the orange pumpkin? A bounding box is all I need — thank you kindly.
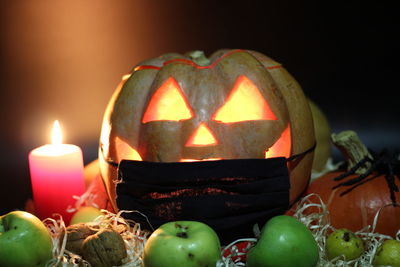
[308,172,400,237]
[99,49,315,211]
[306,131,400,237]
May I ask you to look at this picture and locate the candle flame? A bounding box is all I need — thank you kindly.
[51,120,63,145]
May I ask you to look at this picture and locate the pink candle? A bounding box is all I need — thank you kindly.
[28,120,85,224]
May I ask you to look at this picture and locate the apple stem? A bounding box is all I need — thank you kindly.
[0,219,8,232]
[174,223,189,238]
[176,232,188,238]
[343,232,350,242]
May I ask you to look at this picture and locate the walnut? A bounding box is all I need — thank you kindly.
[65,223,97,255]
[82,228,127,267]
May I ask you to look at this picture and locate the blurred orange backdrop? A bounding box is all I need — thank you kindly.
[0,0,216,212]
[1,1,194,148]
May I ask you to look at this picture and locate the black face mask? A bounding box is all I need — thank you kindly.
[114,156,298,244]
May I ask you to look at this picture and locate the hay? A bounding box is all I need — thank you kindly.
[44,210,149,267]
[218,193,399,266]
[43,193,398,266]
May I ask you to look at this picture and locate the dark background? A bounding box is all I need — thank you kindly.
[1,1,398,214]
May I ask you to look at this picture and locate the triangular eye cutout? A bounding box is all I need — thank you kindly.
[212,75,277,123]
[115,137,143,161]
[185,123,218,147]
[265,124,291,159]
[142,77,194,123]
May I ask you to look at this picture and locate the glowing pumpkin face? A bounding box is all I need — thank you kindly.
[99,49,315,211]
[137,74,290,161]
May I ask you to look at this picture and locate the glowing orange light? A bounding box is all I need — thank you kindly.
[180,158,222,162]
[142,77,194,123]
[185,123,218,147]
[122,73,132,81]
[265,124,291,159]
[212,75,277,123]
[115,137,142,161]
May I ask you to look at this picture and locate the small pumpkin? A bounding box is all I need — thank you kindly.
[99,49,315,211]
[308,99,332,173]
[307,131,400,237]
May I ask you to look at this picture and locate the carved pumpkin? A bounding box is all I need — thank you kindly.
[99,49,315,211]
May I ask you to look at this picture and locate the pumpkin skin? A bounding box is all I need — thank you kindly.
[308,99,331,172]
[99,49,315,211]
[307,171,400,237]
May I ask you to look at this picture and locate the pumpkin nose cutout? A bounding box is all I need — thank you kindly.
[185,123,218,147]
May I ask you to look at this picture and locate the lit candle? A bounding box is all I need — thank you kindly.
[28,120,85,224]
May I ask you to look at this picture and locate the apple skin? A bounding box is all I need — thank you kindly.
[246,215,319,267]
[143,221,221,267]
[373,239,400,267]
[0,210,53,267]
[69,206,103,225]
[326,228,364,260]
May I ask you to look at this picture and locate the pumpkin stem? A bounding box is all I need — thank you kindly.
[186,50,211,66]
[331,130,373,175]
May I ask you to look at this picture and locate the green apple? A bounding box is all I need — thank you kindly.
[0,210,53,267]
[143,221,221,267]
[326,228,364,261]
[246,215,319,267]
[373,239,400,267]
[69,206,103,225]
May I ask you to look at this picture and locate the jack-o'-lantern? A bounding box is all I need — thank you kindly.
[99,49,315,214]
